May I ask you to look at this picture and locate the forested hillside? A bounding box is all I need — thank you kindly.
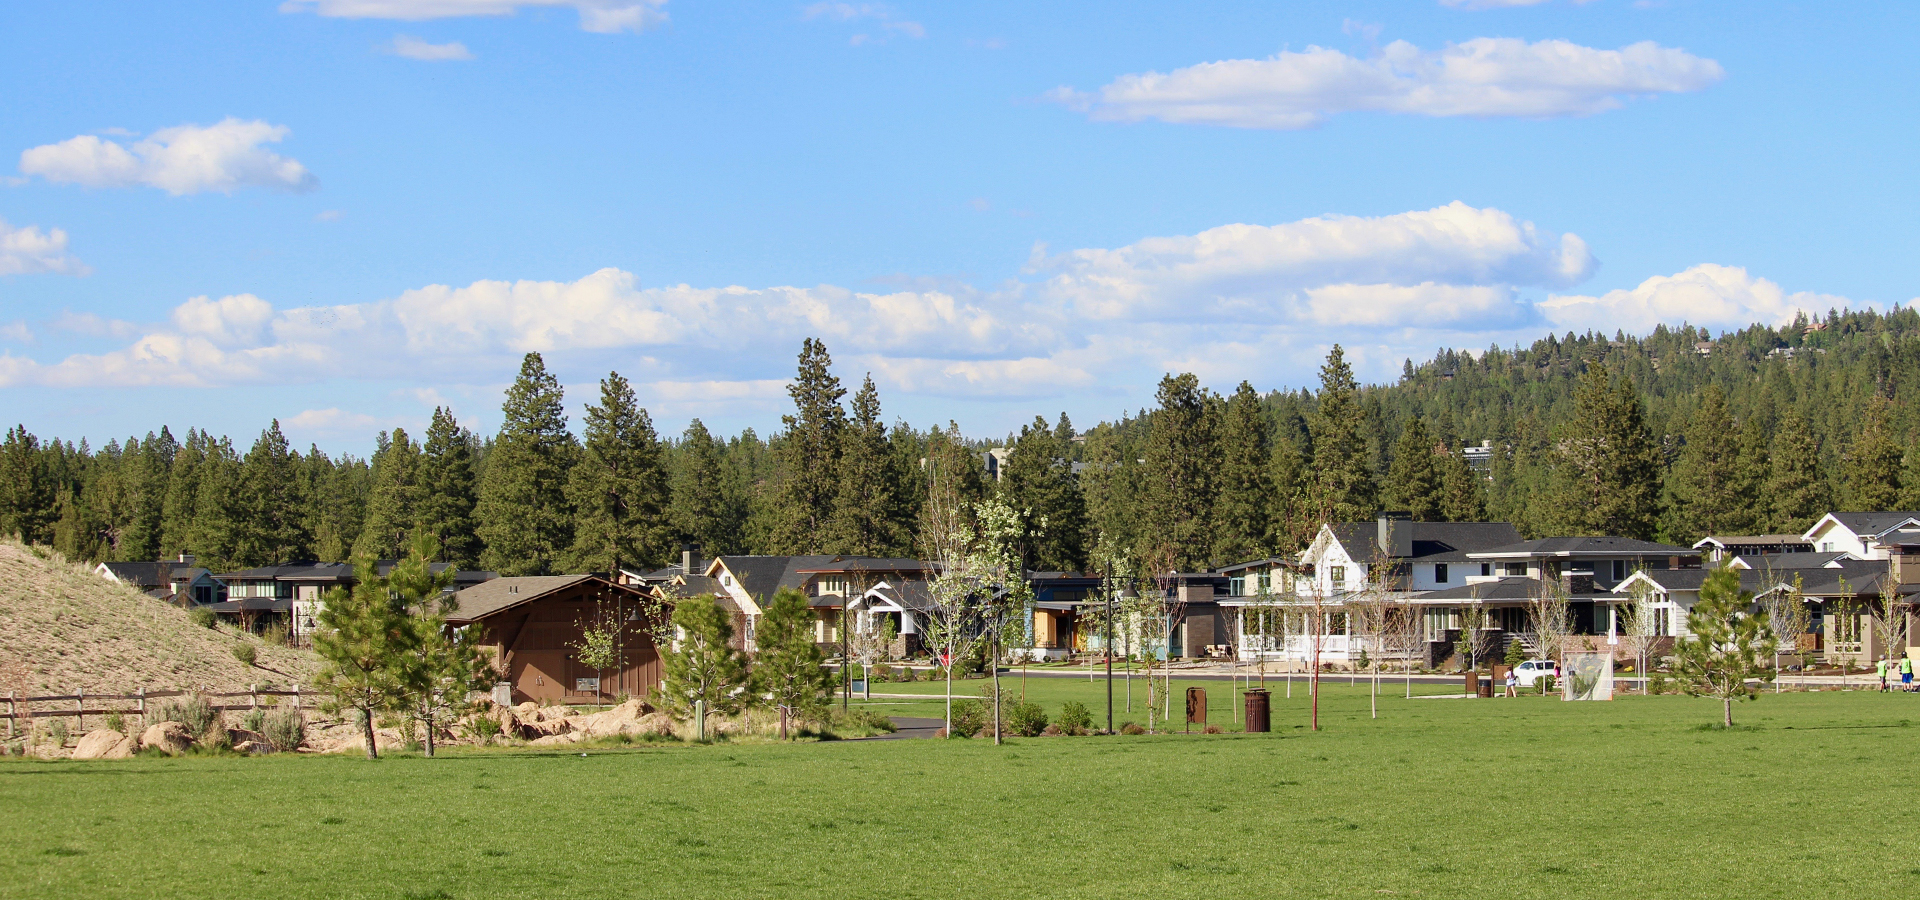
[3,307,1918,576]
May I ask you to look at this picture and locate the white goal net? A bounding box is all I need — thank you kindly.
[1561,651,1614,701]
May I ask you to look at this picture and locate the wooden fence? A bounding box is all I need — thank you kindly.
[2,686,308,739]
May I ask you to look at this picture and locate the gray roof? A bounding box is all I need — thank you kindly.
[444,575,635,624]
[101,561,212,588]
[1729,551,1852,571]
[710,555,840,602]
[1327,522,1522,562]
[1415,579,1545,602]
[1696,534,1812,548]
[1822,512,1920,538]
[216,562,358,582]
[1466,537,1695,558]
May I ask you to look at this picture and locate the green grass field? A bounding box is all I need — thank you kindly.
[5,680,1918,900]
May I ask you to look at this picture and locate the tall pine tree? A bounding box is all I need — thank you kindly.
[477,353,577,575]
[828,375,913,557]
[1212,382,1272,562]
[417,407,480,567]
[670,419,745,558]
[770,339,846,554]
[355,428,420,559]
[1662,385,1743,541]
[1383,416,1443,521]
[1141,373,1218,571]
[1437,442,1487,522]
[1311,346,1378,522]
[237,421,311,564]
[566,371,671,573]
[997,414,1089,572]
[1767,408,1829,532]
[1554,367,1663,540]
[1844,397,1902,510]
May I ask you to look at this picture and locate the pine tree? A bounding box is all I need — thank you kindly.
[659,594,750,722]
[828,375,913,556]
[1212,382,1273,562]
[118,429,174,560]
[0,425,55,544]
[1730,413,1772,534]
[754,587,833,736]
[1554,366,1663,540]
[1383,416,1442,521]
[1662,386,1743,541]
[1437,443,1488,522]
[770,338,846,554]
[1079,422,1139,561]
[566,371,671,573]
[1310,346,1377,522]
[477,353,577,576]
[416,407,480,567]
[1141,373,1218,571]
[997,415,1089,572]
[237,421,311,565]
[159,429,210,559]
[356,428,420,560]
[1767,409,1829,532]
[192,438,246,570]
[1845,397,1902,510]
[671,419,746,558]
[1268,431,1313,552]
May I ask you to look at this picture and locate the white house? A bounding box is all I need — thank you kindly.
[1802,512,1920,559]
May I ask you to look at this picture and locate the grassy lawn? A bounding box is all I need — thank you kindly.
[5,683,1919,900]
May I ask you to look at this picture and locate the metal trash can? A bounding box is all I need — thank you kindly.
[1243,689,1270,733]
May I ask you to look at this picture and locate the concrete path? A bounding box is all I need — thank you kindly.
[870,717,943,740]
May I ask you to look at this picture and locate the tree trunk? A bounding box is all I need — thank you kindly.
[423,712,436,758]
[1370,662,1378,719]
[1722,694,1733,728]
[361,704,378,760]
[943,661,953,737]
[991,637,1002,746]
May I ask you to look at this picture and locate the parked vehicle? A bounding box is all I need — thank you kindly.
[1513,659,1558,687]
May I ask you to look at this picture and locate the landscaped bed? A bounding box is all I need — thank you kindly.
[3,682,1914,899]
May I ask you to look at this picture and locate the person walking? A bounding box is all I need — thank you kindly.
[1504,668,1518,698]
[1876,656,1889,692]
[1901,654,1914,693]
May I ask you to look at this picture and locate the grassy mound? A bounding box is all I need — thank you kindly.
[0,540,317,695]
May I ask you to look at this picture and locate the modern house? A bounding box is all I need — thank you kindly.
[1693,534,1815,564]
[445,575,661,706]
[212,561,494,642]
[94,553,224,605]
[692,555,936,656]
[1802,512,1920,559]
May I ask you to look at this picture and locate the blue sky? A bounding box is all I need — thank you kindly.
[3,0,1916,452]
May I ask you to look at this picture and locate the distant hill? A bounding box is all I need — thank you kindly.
[0,540,318,695]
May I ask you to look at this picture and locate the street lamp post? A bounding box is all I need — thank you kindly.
[1104,565,1114,734]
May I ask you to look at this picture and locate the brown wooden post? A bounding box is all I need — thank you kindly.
[76,688,83,736]
[5,690,13,739]
[137,687,145,724]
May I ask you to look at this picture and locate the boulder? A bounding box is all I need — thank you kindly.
[630,712,677,738]
[579,698,651,735]
[535,705,575,722]
[72,730,137,760]
[514,701,538,718]
[529,732,582,747]
[227,728,267,748]
[140,722,194,755]
[233,740,269,755]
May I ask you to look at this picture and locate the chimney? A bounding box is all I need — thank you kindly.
[1894,545,1920,585]
[1376,511,1412,558]
[178,551,196,568]
[681,543,701,576]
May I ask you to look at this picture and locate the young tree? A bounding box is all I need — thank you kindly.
[566,372,671,573]
[387,535,487,757]
[1311,346,1378,522]
[755,587,833,738]
[1141,373,1218,572]
[968,497,1035,745]
[920,424,985,736]
[670,419,746,557]
[1525,578,1572,693]
[477,353,577,575]
[1758,573,1811,693]
[1383,416,1442,522]
[1617,581,1662,694]
[847,602,896,701]
[417,407,480,567]
[1354,547,1405,718]
[659,594,749,738]
[829,375,913,556]
[312,559,415,759]
[1673,564,1775,727]
[1870,562,1911,689]
[1213,382,1273,562]
[770,338,846,554]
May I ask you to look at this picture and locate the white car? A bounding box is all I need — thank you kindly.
[1512,659,1558,687]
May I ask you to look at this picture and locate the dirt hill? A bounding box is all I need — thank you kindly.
[0,540,319,696]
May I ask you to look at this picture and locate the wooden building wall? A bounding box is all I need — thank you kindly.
[481,588,664,706]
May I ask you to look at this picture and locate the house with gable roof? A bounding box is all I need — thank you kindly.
[1801,512,1920,559]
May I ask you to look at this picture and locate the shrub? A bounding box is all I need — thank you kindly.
[150,693,220,738]
[1647,672,1673,695]
[188,607,217,629]
[232,643,257,667]
[262,622,290,647]
[1007,701,1048,737]
[1057,701,1093,734]
[948,699,985,738]
[242,708,266,734]
[261,706,306,752]
[41,718,69,747]
[1540,675,1556,694]
[1120,721,1146,736]
[829,708,897,735]
[1202,724,1223,734]
[470,712,503,740]
[1355,648,1371,671]
[105,711,125,734]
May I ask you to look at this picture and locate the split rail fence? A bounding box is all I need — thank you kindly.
[2,686,309,739]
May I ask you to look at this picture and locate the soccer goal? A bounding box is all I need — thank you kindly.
[1561,651,1614,701]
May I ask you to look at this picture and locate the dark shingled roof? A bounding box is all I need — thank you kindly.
[100,561,212,588]
[1729,551,1853,571]
[1821,512,1920,538]
[1414,578,1544,602]
[443,575,643,624]
[710,555,841,603]
[1327,522,1521,562]
[1466,537,1695,558]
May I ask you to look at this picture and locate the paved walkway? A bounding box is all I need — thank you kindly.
[871,717,943,740]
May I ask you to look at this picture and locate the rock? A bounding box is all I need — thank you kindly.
[579,698,651,735]
[233,740,269,754]
[72,730,137,760]
[515,701,538,718]
[535,705,575,722]
[140,722,194,755]
[529,732,582,747]
[631,712,677,738]
[227,728,267,748]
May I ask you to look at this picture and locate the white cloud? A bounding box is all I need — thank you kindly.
[1539,264,1851,333]
[282,0,667,33]
[49,311,136,338]
[18,119,317,195]
[387,35,475,60]
[1057,38,1723,129]
[1032,202,1593,323]
[315,210,345,222]
[0,217,87,275]
[803,3,924,43]
[0,321,31,343]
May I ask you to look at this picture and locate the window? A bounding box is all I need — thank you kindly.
[819,576,848,596]
[1329,566,1346,589]
[1434,564,1450,583]
[1230,575,1247,596]
[1654,607,1671,637]
[1505,562,1528,577]
[1611,560,1627,582]
[1480,563,1492,577]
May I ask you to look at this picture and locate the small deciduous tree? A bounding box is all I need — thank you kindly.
[1526,578,1572,692]
[1758,573,1810,693]
[755,587,832,738]
[1673,565,1775,727]
[659,594,749,738]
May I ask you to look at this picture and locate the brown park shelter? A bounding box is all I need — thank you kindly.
[445,575,664,706]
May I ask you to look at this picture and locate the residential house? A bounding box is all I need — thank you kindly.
[95,553,224,605]
[213,561,493,642]
[696,555,936,656]
[1693,534,1815,564]
[445,575,661,706]
[1802,512,1920,559]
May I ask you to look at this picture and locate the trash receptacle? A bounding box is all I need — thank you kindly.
[1464,671,1480,698]
[1185,687,1207,732]
[1243,689,1270,733]
[1477,673,1494,698]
